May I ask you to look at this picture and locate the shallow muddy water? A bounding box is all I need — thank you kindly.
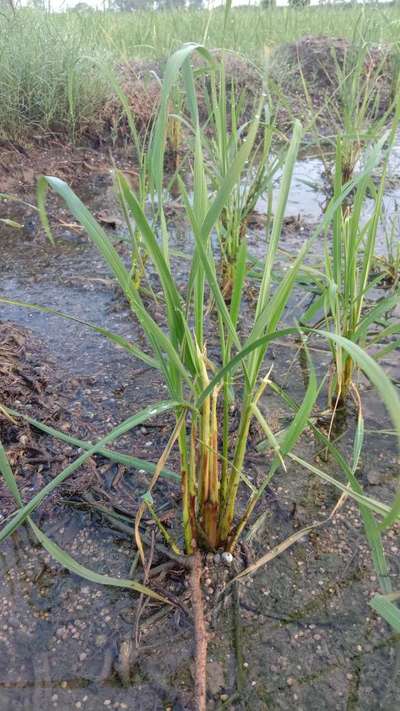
[257,147,400,257]
[0,158,399,710]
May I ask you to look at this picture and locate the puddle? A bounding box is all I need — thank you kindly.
[256,155,326,222]
[254,144,400,265]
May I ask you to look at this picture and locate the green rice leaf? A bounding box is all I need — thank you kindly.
[150,43,215,191]
[28,520,169,604]
[5,407,179,483]
[0,440,22,506]
[0,297,159,370]
[370,594,400,632]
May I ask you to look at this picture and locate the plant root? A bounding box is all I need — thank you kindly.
[232,581,245,694]
[190,550,208,711]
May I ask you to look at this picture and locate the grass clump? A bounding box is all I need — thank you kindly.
[25,46,398,561]
[268,35,395,135]
[301,131,400,404]
[0,10,110,142]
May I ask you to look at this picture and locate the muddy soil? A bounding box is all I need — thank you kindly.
[0,140,138,197]
[0,316,399,711]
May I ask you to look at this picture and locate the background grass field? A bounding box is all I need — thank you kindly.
[1,5,400,140]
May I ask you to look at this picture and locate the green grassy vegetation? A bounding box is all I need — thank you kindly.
[301,125,400,404]
[1,4,400,141]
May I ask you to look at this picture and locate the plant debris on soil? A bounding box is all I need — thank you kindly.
[0,141,134,197]
[0,322,99,517]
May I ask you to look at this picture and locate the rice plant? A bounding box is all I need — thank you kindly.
[198,60,279,299]
[329,41,395,185]
[26,46,399,562]
[0,52,400,685]
[300,118,400,405]
[39,122,305,554]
